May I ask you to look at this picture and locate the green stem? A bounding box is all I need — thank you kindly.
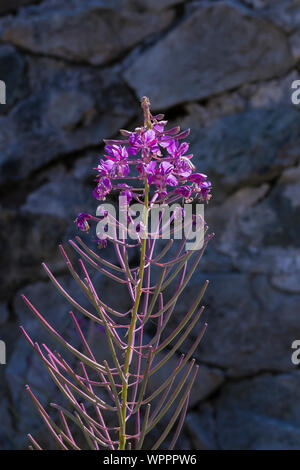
[119,179,149,450]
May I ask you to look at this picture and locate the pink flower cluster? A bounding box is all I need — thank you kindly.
[94,113,211,203]
[76,102,212,236]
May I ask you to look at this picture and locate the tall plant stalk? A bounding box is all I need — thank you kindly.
[21,97,213,450]
[120,178,149,450]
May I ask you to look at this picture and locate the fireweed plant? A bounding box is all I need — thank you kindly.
[21,97,214,450]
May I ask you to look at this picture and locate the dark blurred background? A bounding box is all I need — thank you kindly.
[1,0,300,450]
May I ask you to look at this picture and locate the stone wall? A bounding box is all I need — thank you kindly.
[0,0,300,450]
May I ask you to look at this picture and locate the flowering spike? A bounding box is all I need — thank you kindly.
[22,96,213,450]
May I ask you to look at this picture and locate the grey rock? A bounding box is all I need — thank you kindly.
[8,270,143,448]
[9,275,109,448]
[245,71,300,108]
[0,45,27,113]
[72,151,100,182]
[0,399,14,450]
[179,105,300,200]
[186,404,217,450]
[260,0,300,33]
[157,235,234,274]
[290,30,300,62]
[165,268,300,376]
[216,372,300,449]
[147,344,224,408]
[124,2,293,109]
[271,273,300,294]
[142,420,192,450]
[0,303,9,324]
[242,0,269,7]
[0,57,138,184]
[206,167,300,277]
[6,335,60,448]
[172,433,192,451]
[13,275,90,329]
[0,0,174,65]
[265,167,300,291]
[190,365,224,407]
[182,92,246,128]
[0,208,68,298]
[21,165,93,219]
[150,186,300,376]
[130,333,224,446]
[0,0,39,15]
[0,321,21,374]
[9,278,78,448]
[0,153,136,298]
[111,0,188,11]
[205,185,273,269]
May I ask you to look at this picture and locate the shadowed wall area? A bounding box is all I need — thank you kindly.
[0,0,300,450]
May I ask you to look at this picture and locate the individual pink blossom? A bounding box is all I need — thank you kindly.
[93,176,112,200]
[75,213,93,232]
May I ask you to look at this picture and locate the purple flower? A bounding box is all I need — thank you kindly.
[136,160,156,180]
[191,179,212,202]
[97,159,115,177]
[144,161,157,181]
[93,177,112,201]
[105,144,128,161]
[128,133,141,156]
[128,129,160,159]
[188,173,207,184]
[174,159,193,180]
[157,162,178,185]
[75,213,93,232]
[96,236,107,249]
[199,181,212,202]
[153,120,168,133]
[175,185,192,198]
[149,162,178,194]
[118,184,134,204]
[166,140,190,159]
[104,145,129,177]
